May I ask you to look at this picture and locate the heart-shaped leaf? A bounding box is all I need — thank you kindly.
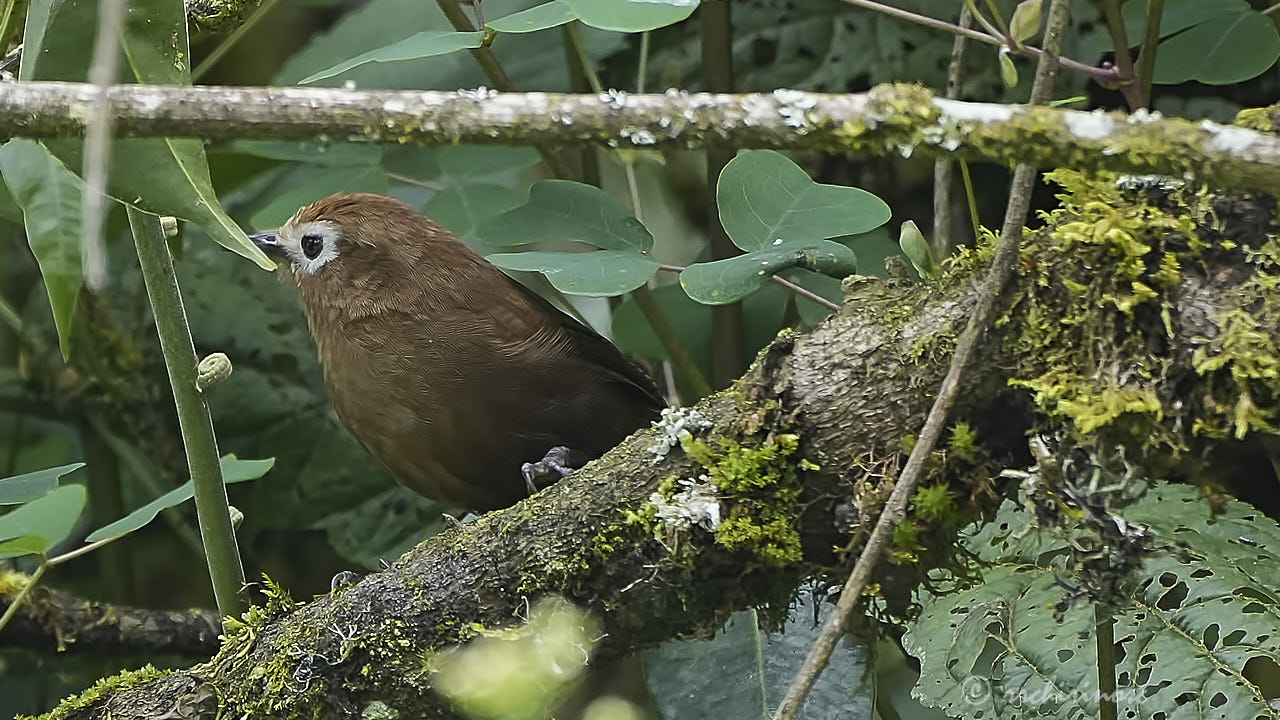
[477,180,654,252]
[85,455,274,543]
[680,241,856,305]
[0,462,86,505]
[0,140,84,358]
[426,182,525,248]
[489,2,577,33]
[20,0,273,269]
[717,150,891,252]
[0,485,87,559]
[1152,9,1280,85]
[300,30,485,84]
[487,250,659,296]
[558,0,695,32]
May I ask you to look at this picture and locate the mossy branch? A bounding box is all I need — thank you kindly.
[1,82,1279,193]
[40,186,1280,720]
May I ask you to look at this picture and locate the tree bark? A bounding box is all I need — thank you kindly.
[1,82,1278,193]
[36,183,1280,720]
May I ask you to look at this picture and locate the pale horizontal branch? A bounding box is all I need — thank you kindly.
[3,81,1279,192]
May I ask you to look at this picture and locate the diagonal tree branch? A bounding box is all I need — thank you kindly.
[0,82,1278,193]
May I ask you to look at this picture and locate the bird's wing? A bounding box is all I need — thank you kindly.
[500,272,665,411]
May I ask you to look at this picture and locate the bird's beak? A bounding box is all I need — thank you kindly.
[250,231,286,259]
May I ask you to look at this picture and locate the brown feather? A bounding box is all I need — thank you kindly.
[273,193,661,510]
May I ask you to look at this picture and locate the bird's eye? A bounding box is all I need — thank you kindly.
[301,233,324,260]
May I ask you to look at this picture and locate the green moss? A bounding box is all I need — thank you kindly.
[34,665,171,720]
[997,168,1280,457]
[676,433,806,567]
[0,570,27,598]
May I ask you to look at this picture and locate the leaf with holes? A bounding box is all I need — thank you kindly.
[0,462,85,505]
[300,31,484,83]
[487,250,659,296]
[904,484,1280,720]
[0,485,87,559]
[717,150,891,252]
[680,241,855,305]
[477,180,654,252]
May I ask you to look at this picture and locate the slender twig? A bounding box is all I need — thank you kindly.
[1096,604,1118,720]
[386,171,444,191]
[434,0,572,179]
[959,159,982,243]
[771,1,1073,717]
[1134,0,1165,108]
[701,0,744,388]
[840,0,1117,83]
[656,264,841,313]
[0,561,47,634]
[0,294,21,333]
[0,0,18,56]
[128,208,245,619]
[980,0,1010,39]
[630,285,712,399]
[961,0,1005,40]
[192,0,283,81]
[622,149,714,399]
[636,32,650,93]
[564,22,603,94]
[1095,0,1143,109]
[81,0,128,289]
[770,275,841,312]
[933,6,972,258]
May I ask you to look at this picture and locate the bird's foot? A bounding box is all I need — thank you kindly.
[521,445,585,495]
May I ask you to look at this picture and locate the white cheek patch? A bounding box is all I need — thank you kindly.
[280,221,341,276]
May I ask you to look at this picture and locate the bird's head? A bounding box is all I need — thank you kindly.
[250,193,455,311]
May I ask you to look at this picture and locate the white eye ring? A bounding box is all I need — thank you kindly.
[284,221,340,275]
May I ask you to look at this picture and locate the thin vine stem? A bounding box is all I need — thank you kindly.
[192,0,284,81]
[771,0,1075,716]
[0,561,47,634]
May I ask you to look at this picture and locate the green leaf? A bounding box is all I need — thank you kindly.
[998,47,1018,88]
[21,0,273,270]
[84,455,273,543]
[0,485,87,558]
[905,484,1280,720]
[487,250,659,296]
[249,165,389,228]
[897,220,935,279]
[717,150,890,252]
[425,182,525,247]
[488,2,576,33]
[437,145,542,179]
[477,180,654,252]
[1008,0,1041,45]
[680,241,856,305]
[0,462,86,505]
[0,139,84,358]
[300,30,484,84]
[1153,10,1280,85]
[558,0,695,32]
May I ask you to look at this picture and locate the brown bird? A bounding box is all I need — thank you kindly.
[250,193,662,511]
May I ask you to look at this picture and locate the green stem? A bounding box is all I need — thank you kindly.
[959,158,982,243]
[701,0,745,388]
[192,0,284,81]
[434,0,573,180]
[0,291,22,333]
[1096,603,1118,720]
[0,0,17,56]
[1096,0,1144,110]
[1134,0,1165,107]
[0,561,47,634]
[128,208,245,619]
[564,23,603,94]
[630,285,712,399]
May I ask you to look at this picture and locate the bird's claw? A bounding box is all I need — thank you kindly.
[521,445,580,495]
